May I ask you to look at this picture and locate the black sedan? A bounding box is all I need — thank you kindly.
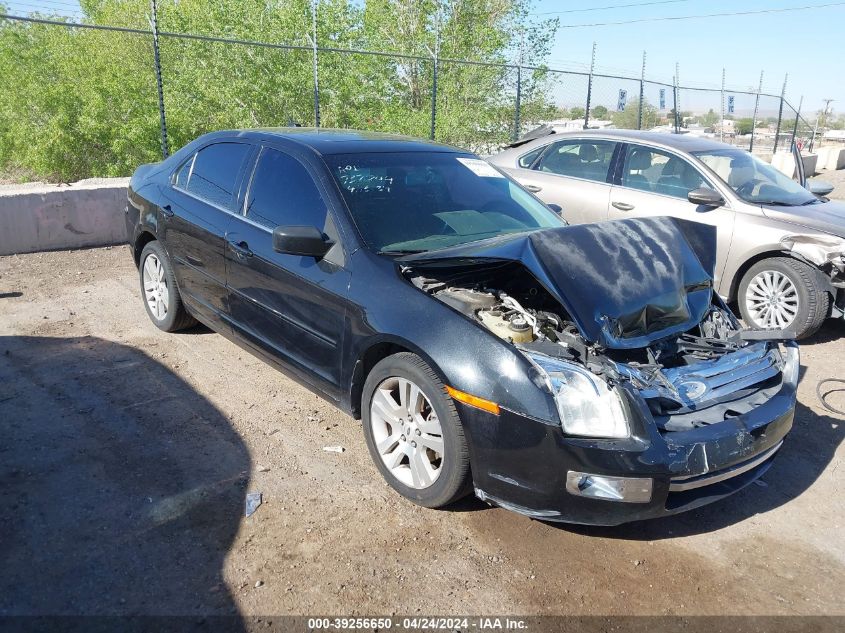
[126,129,799,526]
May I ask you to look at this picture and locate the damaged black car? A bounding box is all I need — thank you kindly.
[126,129,799,526]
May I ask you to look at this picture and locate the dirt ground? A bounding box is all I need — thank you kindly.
[0,246,843,621]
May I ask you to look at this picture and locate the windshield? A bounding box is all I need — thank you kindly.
[325,152,564,253]
[692,148,817,206]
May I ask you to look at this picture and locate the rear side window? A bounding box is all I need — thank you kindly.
[534,140,617,183]
[173,155,193,187]
[245,148,328,230]
[184,142,250,210]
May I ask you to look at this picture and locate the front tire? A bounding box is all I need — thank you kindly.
[738,257,830,339]
[362,353,471,508]
[139,241,197,332]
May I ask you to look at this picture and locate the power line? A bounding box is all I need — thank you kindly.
[5,3,82,16]
[557,1,845,28]
[532,0,698,16]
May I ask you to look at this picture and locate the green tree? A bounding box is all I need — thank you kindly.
[700,108,719,127]
[569,106,585,120]
[611,101,659,130]
[736,118,754,135]
[0,0,560,181]
[591,105,608,119]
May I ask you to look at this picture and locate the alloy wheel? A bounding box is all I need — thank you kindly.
[143,253,169,321]
[369,376,444,489]
[744,269,799,329]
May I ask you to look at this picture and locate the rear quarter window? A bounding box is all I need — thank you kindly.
[183,142,251,211]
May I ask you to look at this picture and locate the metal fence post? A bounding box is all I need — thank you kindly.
[310,0,320,127]
[672,75,678,134]
[149,0,168,159]
[584,42,595,129]
[720,68,725,143]
[773,73,788,153]
[750,70,763,152]
[430,53,438,141]
[791,96,803,150]
[674,62,681,133]
[513,64,522,142]
[637,51,645,130]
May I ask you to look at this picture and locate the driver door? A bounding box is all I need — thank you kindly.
[224,146,350,399]
[608,143,736,288]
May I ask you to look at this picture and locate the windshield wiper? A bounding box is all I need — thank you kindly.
[377,249,428,255]
[754,200,797,207]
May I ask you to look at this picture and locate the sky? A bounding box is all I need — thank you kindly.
[3,0,843,119]
[530,0,845,119]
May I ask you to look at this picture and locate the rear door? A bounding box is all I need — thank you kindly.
[161,141,252,328]
[224,146,350,399]
[505,139,619,225]
[607,143,736,287]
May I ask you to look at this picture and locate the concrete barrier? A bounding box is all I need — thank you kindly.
[771,151,818,178]
[0,178,129,256]
[816,146,845,171]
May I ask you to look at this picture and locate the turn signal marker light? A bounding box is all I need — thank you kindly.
[445,386,501,415]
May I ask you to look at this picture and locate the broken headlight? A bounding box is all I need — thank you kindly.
[526,353,629,439]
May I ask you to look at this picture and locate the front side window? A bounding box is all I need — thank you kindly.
[534,140,617,183]
[693,148,817,206]
[518,146,544,168]
[184,142,251,210]
[621,145,707,198]
[325,152,564,254]
[245,148,328,230]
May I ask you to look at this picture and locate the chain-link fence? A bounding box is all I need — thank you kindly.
[0,7,834,182]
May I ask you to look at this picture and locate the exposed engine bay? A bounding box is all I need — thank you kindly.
[407,260,789,433]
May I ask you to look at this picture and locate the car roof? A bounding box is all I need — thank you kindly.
[512,128,734,153]
[205,127,464,155]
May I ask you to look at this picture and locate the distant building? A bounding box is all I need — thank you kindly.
[715,119,736,135]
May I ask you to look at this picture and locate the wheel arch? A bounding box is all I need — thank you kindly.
[729,250,836,303]
[348,336,447,420]
[133,230,158,266]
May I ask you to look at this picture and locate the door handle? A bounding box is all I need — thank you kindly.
[612,201,635,211]
[228,239,253,258]
[161,204,174,218]
[524,184,543,193]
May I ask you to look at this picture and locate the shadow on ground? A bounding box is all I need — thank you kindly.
[0,336,250,622]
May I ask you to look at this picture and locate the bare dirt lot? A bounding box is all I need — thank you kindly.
[0,246,843,620]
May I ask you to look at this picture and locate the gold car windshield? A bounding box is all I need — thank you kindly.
[692,148,818,207]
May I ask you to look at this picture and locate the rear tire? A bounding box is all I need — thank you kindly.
[362,352,471,509]
[139,241,197,333]
[737,257,830,339]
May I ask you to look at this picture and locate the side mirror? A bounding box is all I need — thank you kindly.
[547,203,563,215]
[806,179,834,197]
[272,225,334,258]
[687,187,725,208]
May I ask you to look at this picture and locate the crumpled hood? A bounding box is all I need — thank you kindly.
[761,199,845,238]
[399,217,717,349]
